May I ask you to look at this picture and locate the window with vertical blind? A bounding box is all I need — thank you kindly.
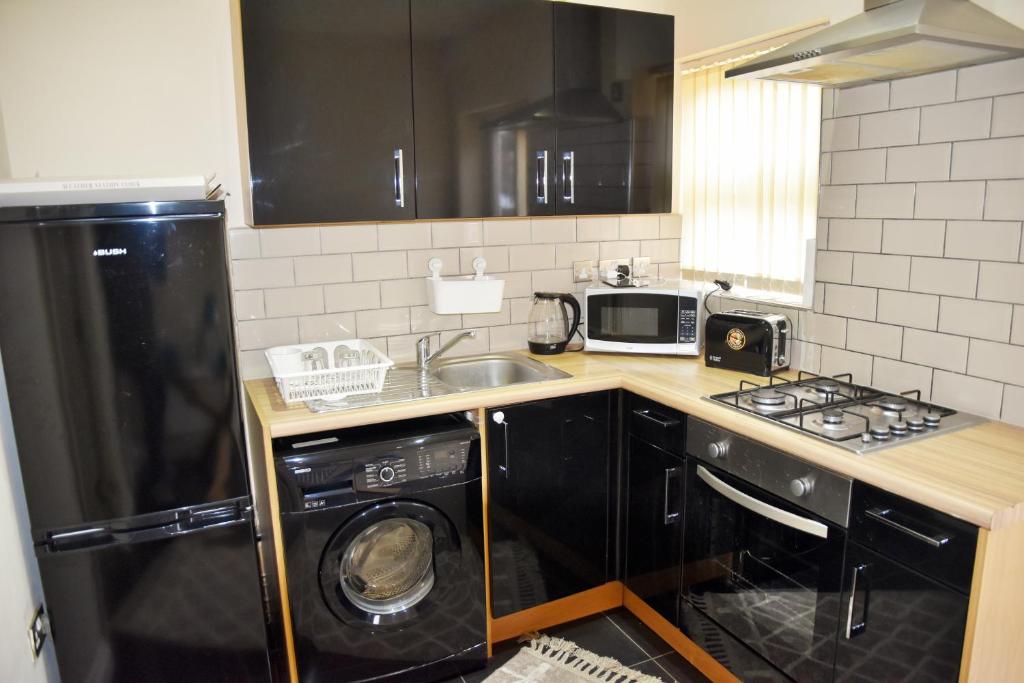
[679,51,822,303]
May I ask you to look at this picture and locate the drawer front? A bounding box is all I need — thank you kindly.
[850,482,977,594]
[627,393,686,455]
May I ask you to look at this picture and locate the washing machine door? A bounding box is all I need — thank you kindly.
[320,499,460,627]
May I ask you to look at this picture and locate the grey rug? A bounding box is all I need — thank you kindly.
[485,635,664,683]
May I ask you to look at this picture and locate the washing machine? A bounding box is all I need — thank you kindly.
[273,413,487,683]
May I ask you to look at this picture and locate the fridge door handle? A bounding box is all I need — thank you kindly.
[46,527,112,553]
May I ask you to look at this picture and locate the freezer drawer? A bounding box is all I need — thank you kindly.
[37,514,270,683]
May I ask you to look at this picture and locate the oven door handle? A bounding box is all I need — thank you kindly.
[696,465,828,539]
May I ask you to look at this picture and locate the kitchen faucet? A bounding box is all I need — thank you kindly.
[416,330,476,369]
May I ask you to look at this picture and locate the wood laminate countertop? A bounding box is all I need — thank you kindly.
[245,352,1024,530]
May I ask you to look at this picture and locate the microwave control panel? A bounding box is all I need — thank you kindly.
[678,297,698,343]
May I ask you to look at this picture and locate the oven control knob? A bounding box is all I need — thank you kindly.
[790,476,814,498]
[707,441,729,459]
[379,466,396,483]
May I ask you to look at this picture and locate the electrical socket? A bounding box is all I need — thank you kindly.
[598,258,629,280]
[27,605,48,659]
[573,260,595,283]
[631,256,651,278]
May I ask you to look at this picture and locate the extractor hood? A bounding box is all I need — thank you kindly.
[725,0,1024,88]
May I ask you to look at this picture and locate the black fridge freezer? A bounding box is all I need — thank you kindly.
[0,199,270,682]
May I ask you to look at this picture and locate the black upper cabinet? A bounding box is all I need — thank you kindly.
[554,5,674,215]
[411,0,555,219]
[240,0,416,225]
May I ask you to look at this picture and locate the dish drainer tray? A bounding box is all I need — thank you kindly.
[265,339,393,403]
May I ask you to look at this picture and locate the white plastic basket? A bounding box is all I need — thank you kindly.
[264,339,394,404]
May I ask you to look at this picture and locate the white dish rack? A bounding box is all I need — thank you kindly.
[265,339,394,404]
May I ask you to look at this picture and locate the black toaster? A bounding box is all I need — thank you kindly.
[705,310,791,376]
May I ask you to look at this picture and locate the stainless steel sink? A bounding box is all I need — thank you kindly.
[429,353,571,389]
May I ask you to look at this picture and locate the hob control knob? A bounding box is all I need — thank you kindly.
[379,466,396,483]
[790,476,814,498]
[707,441,729,459]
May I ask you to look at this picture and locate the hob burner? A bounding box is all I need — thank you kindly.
[877,396,908,412]
[812,379,841,397]
[822,409,845,426]
[750,387,787,406]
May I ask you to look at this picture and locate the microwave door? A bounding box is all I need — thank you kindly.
[586,291,679,353]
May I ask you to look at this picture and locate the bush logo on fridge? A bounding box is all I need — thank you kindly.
[92,248,127,257]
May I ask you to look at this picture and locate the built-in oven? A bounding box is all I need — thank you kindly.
[584,283,702,355]
[681,418,852,683]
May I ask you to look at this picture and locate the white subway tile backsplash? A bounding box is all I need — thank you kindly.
[599,241,640,260]
[820,117,859,152]
[259,226,320,257]
[440,328,490,356]
[816,250,853,284]
[410,306,462,333]
[984,180,1024,220]
[356,307,410,338]
[853,253,911,290]
[236,317,298,351]
[885,144,951,182]
[932,370,1004,419]
[877,290,939,330]
[909,257,978,297]
[977,262,1024,304]
[510,298,533,324]
[871,357,933,400]
[817,219,829,246]
[820,153,832,184]
[387,332,438,363]
[819,185,857,218]
[233,290,265,321]
[232,258,294,290]
[881,219,945,256]
[992,93,1024,137]
[824,284,877,320]
[659,214,683,238]
[859,109,919,149]
[1003,385,1024,427]
[919,99,992,143]
[238,350,271,380]
[902,328,969,373]
[800,311,847,347]
[939,297,1012,342]
[944,221,1022,262]
[501,271,533,298]
[483,219,532,245]
[321,225,377,253]
[951,137,1024,180]
[324,282,381,312]
[968,339,1024,386]
[914,181,985,219]
[530,217,576,244]
[489,324,529,352]
[462,308,510,328]
[828,218,882,252]
[820,346,874,383]
[577,216,620,241]
[432,221,482,248]
[458,246,510,274]
[294,254,353,285]
[298,313,357,343]
[836,82,890,117]
[228,228,261,259]
[532,269,573,292]
[831,149,886,184]
[379,278,428,308]
[847,319,903,359]
[555,242,599,269]
[956,56,1024,100]
[379,222,431,250]
[640,239,681,264]
[619,215,660,240]
[791,341,822,374]
[856,184,915,218]
[509,244,556,271]
[264,285,324,318]
[1013,306,1024,345]
[890,70,956,109]
[821,88,835,119]
[352,251,408,281]
[407,248,460,277]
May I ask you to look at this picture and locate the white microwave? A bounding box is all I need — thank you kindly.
[584,283,703,356]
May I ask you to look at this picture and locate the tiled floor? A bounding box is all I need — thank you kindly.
[445,609,708,683]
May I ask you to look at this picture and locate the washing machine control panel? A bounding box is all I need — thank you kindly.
[363,439,472,490]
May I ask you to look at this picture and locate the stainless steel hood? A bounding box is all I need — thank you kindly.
[725,0,1024,88]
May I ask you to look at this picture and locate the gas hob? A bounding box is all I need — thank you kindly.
[708,371,986,453]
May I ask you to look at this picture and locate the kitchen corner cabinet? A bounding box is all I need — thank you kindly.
[239,0,416,226]
[624,394,686,624]
[239,0,674,225]
[486,391,614,618]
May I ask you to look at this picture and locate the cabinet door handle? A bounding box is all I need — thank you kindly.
[393,148,405,208]
[491,411,509,478]
[845,563,870,638]
[562,151,575,204]
[536,150,549,204]
[663,466,682,525]
[632,408,680,428]
[865,507,950,548]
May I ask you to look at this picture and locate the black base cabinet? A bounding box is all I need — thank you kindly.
[486,391,614,618]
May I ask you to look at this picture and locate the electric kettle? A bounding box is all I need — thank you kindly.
[527,292,581,355]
